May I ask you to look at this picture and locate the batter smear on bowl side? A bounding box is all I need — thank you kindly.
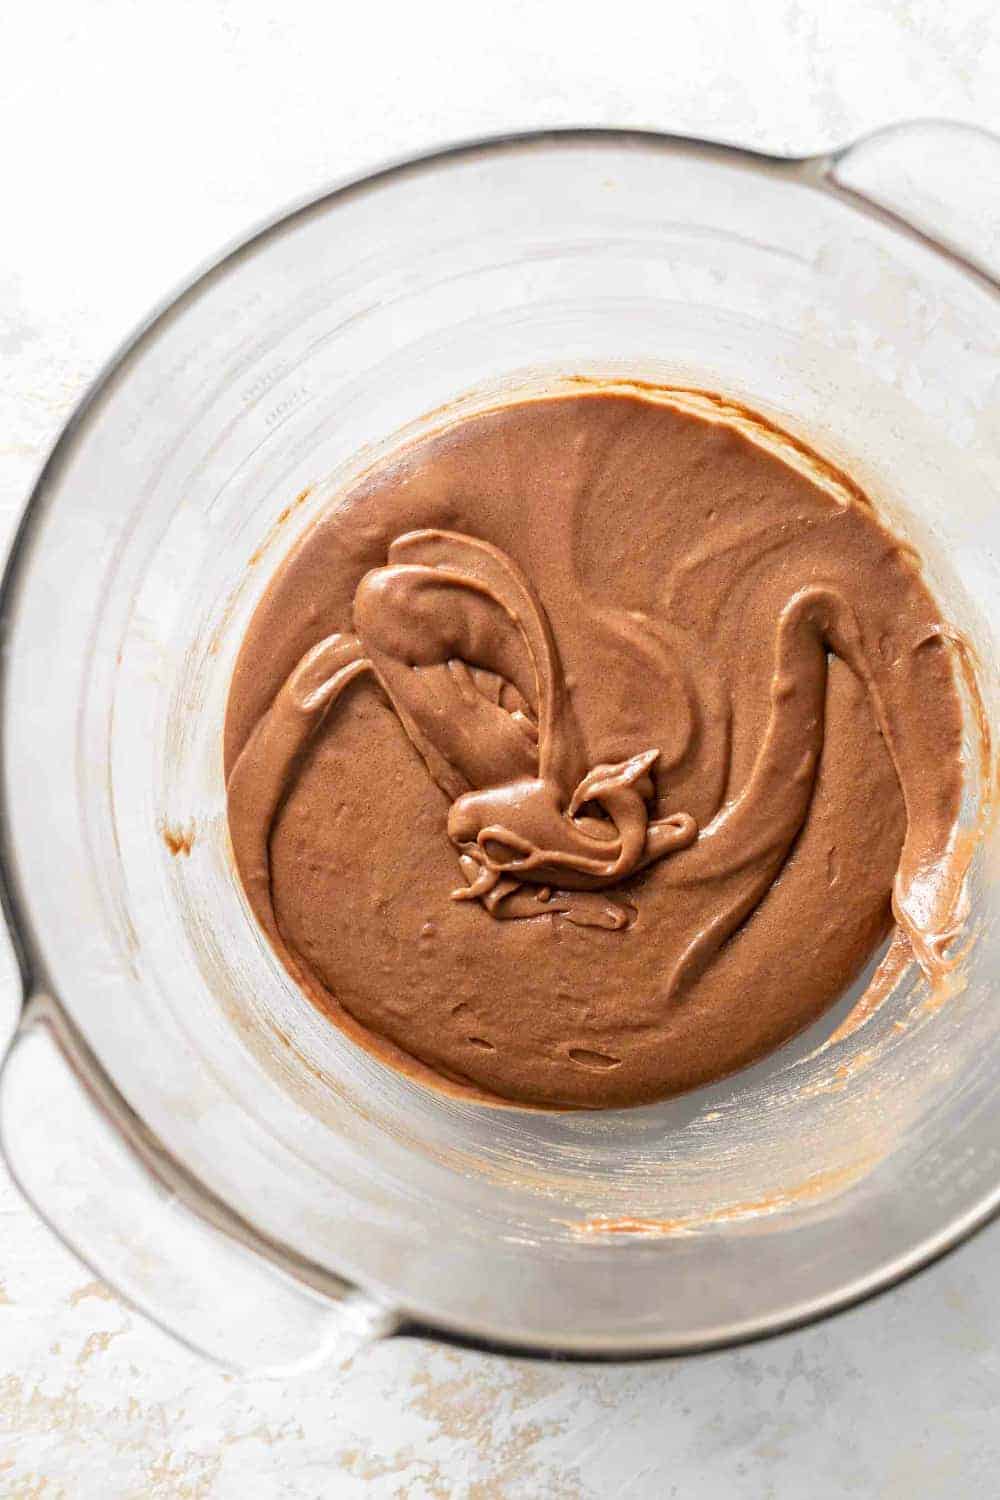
[225,387,967,1109]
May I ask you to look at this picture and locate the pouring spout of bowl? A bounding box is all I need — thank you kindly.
[818,119,1000,288]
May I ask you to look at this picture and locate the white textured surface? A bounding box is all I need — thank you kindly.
[3,2,1000,1494]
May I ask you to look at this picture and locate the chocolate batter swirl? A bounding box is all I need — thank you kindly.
[229,528,700,934]
[225,388,967,1109]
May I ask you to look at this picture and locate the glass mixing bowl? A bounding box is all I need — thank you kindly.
[1,123,998,1373]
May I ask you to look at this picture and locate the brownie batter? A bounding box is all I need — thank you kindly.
[225,388,967,1109]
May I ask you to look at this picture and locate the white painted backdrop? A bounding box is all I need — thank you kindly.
[2,2,999,1494]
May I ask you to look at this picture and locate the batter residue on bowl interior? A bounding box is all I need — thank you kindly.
[225,384,969,1109]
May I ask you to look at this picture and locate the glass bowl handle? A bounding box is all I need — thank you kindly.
[0,993,399,1374]
[824,120,1000,283]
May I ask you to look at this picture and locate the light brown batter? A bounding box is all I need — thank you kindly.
[225,387,966,1109]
